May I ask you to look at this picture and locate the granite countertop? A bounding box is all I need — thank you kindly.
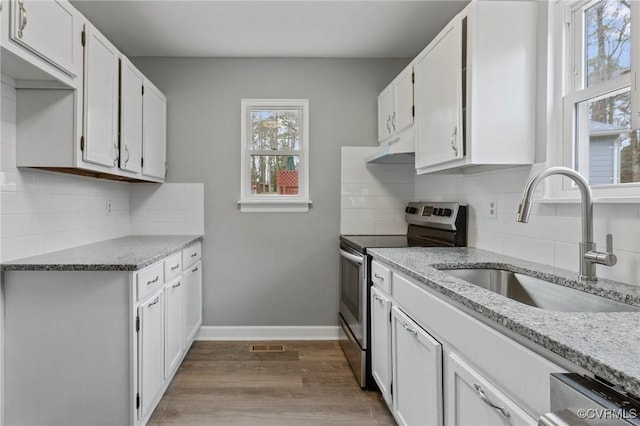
[1,235,204,271]
[368,247,640,397]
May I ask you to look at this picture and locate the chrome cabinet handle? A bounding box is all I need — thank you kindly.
[386,115,391,133]
[124,145,130,166]
[146,276,159,286]
[172,281,181,289]
[192,266,198,273]
[402,321,418,337]
[147,296,160,307]
[450,127,458,154]
[373,294,384,303]
[170,264,180,271]
[191,252,198,258]
[373,273,384,281]
[473,384,510,418]
[391,112,396,131]
[18,0,27,38]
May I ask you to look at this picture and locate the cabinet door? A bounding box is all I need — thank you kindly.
[141,81,167,180]
[83,25,119,168]
[378,84,394,143]
[164,278,183,377]
[393,67,414,135]
[414,17,463,169]
[371,286,392,406]
[446,353,537,426]
[392,306,443,426]
[120,58,143,173]
[9,0,77,76]
[138,289,165,419]
[182,260,202,348]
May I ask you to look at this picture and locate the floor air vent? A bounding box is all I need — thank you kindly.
[250,344,285,352]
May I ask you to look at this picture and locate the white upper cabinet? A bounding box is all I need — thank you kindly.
[1,0,80,86]
[414,1,537,174]
[10,7,167,183]
[377,64,414,144]
[120,57,144,174]
[82,24,120,169]
[142,80,167,180]
[415,18,463,169]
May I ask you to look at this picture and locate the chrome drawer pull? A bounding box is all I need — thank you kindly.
[191,252,198,258]
[402,321,418,337]
[473,384,510,418]
[148,296,160,307]
[192,266,198,273]
[146,276,159,285]
[171,264,180,271]
[172,281,181,289]
[374,273,384,281]
[373,294,384,303]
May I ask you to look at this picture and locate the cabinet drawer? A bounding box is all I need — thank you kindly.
[371,260,391,293]
[137,262,164,302]
[164,253,182,282]
[182,242,201,269]
[391,270,565,418]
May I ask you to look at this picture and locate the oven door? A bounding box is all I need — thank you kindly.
[339,243,367,349]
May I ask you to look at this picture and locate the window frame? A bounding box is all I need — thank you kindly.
[238,99,311,213]
[548,0,640,202]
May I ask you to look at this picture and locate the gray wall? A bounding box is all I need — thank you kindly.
[131,58,408,326]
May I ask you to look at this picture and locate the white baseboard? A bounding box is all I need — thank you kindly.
[196,326,340,341]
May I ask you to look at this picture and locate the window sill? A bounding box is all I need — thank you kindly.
[238,199,313,213]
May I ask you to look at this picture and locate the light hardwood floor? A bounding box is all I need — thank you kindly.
[149,341,396,425]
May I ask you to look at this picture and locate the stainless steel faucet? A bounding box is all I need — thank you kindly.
[516,166,617,282]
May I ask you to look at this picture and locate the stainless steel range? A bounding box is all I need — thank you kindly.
[338,201,467,388]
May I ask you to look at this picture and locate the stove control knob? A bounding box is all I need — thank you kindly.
[433,208,441,216]
[443,208,453,217]
[405,207,418,214]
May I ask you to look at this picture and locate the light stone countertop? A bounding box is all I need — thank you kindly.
[368,247,640,397]
[1,235,204,271]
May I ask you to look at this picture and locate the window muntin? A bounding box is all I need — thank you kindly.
[564,0,639,192]
[239,100,310,212]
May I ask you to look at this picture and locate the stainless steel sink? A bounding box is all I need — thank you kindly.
[442,268,640,313]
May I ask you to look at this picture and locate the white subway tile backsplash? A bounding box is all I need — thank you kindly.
[414,164,640,286]
[340,147,414,235]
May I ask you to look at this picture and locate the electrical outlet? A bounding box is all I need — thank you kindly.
[106,200,113,215]
[488,199,497,219]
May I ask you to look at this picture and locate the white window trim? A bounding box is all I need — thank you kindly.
[544,0,640,203]
[238,99,312,213]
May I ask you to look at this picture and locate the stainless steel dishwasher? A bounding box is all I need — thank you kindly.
[539,373,640,425]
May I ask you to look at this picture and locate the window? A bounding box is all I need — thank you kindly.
[559,0,640,199]
[239,99,311,212]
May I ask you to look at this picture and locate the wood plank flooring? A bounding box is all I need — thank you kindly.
[149,341,396,425]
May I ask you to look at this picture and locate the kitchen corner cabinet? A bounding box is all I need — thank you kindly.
[377,64,414,144]
[2,241,202,426]
[1,0,81,87]
[414,1,537,174]
[369,260,564,424]
[10,8,166,182]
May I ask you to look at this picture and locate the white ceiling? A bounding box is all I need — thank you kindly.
[70,1,469,58]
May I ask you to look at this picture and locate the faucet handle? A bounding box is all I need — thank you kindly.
[606,234,614,254]
[585,234,617,267]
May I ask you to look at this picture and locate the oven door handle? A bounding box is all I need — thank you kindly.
[339,249,364,265]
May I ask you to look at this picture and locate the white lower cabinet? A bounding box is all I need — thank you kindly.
[182,260,202,347]
[391,306,443,426]
[369,260,565,426]
[164,277,184,377]
[446,353,536,426]
[138,289,165,420]
[371,286,392,405]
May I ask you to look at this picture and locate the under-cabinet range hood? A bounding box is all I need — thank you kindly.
[364,134,415,164]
